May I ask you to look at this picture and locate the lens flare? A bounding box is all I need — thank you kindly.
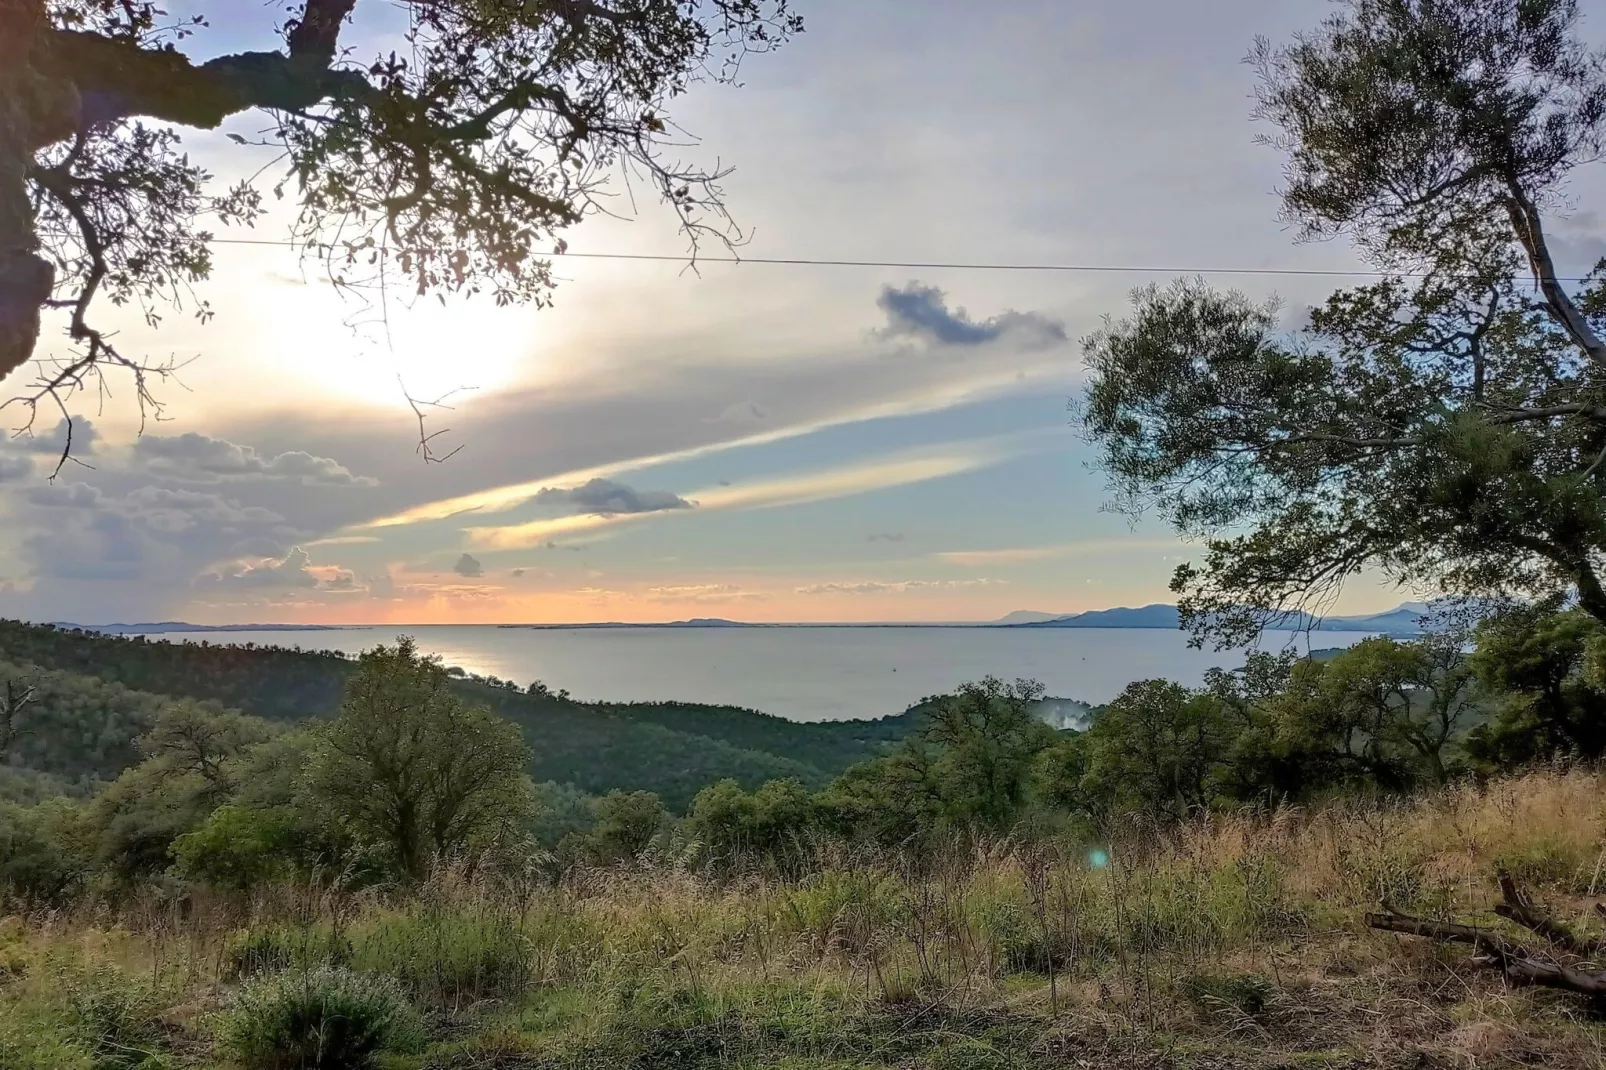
[1087,848,1110,869]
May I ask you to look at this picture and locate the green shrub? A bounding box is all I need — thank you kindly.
[216,966,423,1069]
[171,805,302,891]
[0,798,92,904]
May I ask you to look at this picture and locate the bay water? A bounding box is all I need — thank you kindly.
[134,625,1369,722]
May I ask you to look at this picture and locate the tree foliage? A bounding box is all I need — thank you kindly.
[1467,599,1606,765]
[1081,0,1606,645]
[2,0,800,444]
[302,638,534,879]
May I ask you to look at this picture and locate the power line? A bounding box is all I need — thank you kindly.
[47,231,1604,282]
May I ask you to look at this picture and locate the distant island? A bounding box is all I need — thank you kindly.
[52,622,356,635]
[1002,602,1433,636]
[47,602,1435,637]
[500,602,1435,636]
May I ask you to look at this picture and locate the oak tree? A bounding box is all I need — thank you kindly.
[1082,0,1606,644]
[0,0,799,452]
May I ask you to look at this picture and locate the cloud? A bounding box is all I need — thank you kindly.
[467,433,1052,551]
[15,482,297,587]
[645,583,768,604]
[795,578,1002,595]
[706,401,770,425]
[510,568,526,578]
[533,477,694,516]
[866,532,906,543]
[11,417,100,457]
[0,454,32,482]
[22,482,106,508]
[876,283,1066,348]
[934,538,1180,566]
[133,432,377,487]
[196,547,362,593]
[454,552,485,578]
[197,547,320,589]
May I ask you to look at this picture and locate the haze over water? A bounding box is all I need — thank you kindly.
[137,626,1368,722]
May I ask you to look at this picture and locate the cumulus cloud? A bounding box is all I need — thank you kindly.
[12,417,100,457]
[534,477,694,516]
[0,454,31,482]
[197,547,321,589]
[23,482,105,508]
[133,432,377,487]
[196,547,359,592]
[876,282,1066,348]
[15,482,298,589]
[796,578,1001,595]
[454,553,485,578]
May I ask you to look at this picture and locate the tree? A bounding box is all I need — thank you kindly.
[920,676,1053,832]
[1081,679,1236,821]
[1380,634,1480,784]
[135,700,274,798]
[302,638,534,880]
[1467,600,1606,765]
[87,701,277,879]
[566,788,665,863]
[1200,650,1316,803]
[0,676,34,754]
[1081,0,1606,646]
[2,0,800,447]
[686,776,816,869]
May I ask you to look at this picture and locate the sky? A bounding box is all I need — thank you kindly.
[3,0,1605,626]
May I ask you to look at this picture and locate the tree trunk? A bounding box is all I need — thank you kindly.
[0,0,57,382]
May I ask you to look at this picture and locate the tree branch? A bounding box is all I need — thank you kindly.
[1500,174,1606,366]
[36,28,373,139]
[1494,870,1606,958]
[285,0,360,65]
[1366,910,1606,998]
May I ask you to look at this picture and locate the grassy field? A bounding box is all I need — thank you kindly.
[2,766,1604,1069]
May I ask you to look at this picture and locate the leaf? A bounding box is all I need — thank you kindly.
[227,133,247,144]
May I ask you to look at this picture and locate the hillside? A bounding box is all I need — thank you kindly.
[0,620,919,810]
[1009,601,1433,636]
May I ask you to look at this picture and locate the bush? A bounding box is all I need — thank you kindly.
[0,797,91,904]
[216,966,423,1069]
[172,805,303,891]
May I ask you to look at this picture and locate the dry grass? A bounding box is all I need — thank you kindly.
[2,767,1604,1068]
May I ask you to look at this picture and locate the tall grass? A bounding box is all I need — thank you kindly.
[1,767,1602,1067]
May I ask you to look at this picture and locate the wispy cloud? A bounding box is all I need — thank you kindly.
[357,374,1065,533]
[646,583,768,604]
[795,578,1003,595]
[934,538,1180,566]
[465,434,1048,551]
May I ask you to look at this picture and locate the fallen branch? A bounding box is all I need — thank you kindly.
[1494,869,1606,958]
[1366,910,1606,1001]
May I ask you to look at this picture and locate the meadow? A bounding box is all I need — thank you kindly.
[4,766,1604,1069]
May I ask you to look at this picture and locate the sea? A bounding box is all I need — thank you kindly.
[128,625,1371,723]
